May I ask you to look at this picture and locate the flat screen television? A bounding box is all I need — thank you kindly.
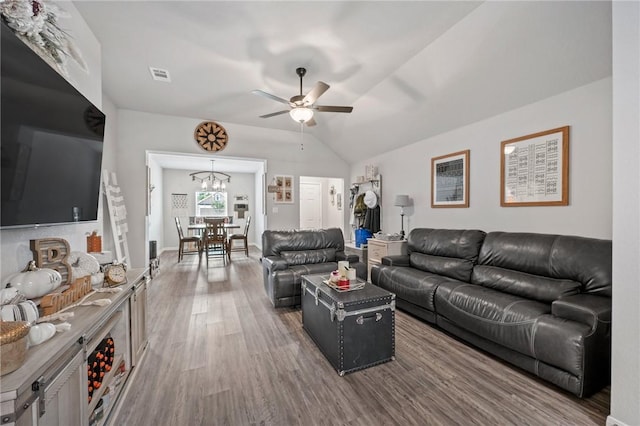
[1,22,106,229]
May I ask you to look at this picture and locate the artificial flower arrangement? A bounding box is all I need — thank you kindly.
[0,0,86,76]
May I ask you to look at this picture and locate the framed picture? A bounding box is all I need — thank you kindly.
[500,126,569,207]
[337,193,342,210]
[274,174,294,204]
[431,150,470,208]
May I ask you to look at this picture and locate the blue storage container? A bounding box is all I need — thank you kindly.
[355,228,373,248]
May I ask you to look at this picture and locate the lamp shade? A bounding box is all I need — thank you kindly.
[394,195,410,207]
[289,107,314,123]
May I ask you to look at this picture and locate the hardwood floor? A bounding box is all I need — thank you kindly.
[113,248,610,425]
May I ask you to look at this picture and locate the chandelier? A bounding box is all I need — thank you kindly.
[189,160,230,192]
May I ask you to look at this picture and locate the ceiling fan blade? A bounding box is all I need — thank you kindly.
[252,90,292,106]
[305,117,317,127]
[314,105,353,113]
[302,81,330,105]
[259,110,290,119]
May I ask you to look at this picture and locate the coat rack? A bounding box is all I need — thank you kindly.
[349,174,382,233]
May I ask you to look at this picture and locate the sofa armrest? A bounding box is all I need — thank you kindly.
[381,255,410,267]
[336,251,360,263]
[262,255,289,272]
[552,294,611,329]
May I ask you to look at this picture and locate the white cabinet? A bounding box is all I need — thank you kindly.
[37,349,87,426]
[367,238,407,280]
[0,269,148,426]
[86,303,130,426]
[130,277,148,367]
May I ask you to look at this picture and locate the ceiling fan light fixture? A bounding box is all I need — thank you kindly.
[289,107,314,123]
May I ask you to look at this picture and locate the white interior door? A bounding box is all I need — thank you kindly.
[300,182,322,229]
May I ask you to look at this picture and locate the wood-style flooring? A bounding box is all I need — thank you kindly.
[112,248,610,425]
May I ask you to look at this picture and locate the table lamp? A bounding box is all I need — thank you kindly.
[394,195,410,239]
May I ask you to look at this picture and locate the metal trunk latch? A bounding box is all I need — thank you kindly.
[329,303,336,322]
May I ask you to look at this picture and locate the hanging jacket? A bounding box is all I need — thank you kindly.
[363,205,381,233]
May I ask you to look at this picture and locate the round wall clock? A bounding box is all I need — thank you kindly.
[194,121,228,152]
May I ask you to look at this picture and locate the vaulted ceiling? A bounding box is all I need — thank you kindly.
[76,1,612,164]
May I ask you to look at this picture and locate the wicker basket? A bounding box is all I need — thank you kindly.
[373,232,403,241]
[1,321,30,376]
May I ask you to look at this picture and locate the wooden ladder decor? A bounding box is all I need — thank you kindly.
[102,170,131,264]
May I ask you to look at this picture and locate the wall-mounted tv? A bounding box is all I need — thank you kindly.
[1,22,106,229]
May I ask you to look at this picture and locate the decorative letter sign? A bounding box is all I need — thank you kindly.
[30,238,72,284]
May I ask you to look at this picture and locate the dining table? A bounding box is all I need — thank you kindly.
[187,223,240,237]
[188,223,241,263]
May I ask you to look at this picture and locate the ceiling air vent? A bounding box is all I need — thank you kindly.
[149,67,171,82]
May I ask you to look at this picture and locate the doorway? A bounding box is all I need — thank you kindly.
[300,182,322,229]
[146,151,266,256]
[299,176,344,233]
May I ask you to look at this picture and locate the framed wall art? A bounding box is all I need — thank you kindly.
[431,150,470,208]
[500,126,569,207]
[274,175,294,204]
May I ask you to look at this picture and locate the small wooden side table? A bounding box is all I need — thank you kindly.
[367,238,408,281]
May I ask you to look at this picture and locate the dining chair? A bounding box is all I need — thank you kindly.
[228,215,251,257]
[202,217,228,266]
[175,217,201,262]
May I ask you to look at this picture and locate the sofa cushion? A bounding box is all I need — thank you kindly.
[262,228,345,257]
[472,265,581,303]
[373,265,464,312]
[406,229,486,282]
[289,262,338,278]
[281,248,336,265]
[478,232,612,297]
[435,281,550,357]
[410,252,474,282]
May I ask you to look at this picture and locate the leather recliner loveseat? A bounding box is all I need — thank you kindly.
[262,228,367,308]
[371,228,611,397]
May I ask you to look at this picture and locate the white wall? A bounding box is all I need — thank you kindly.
[0,4,104,280]
[253,162,266,250]
[147,158,164,251]
[161,169,256,249]
[324,177,345,233]
[115,109,350,268]
[609,2,640,426]
[352,78,612,240]
[61,1,102,108]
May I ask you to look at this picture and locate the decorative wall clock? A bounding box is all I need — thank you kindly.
[194,121,228,152]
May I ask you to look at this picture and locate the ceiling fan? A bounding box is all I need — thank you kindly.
[252,67,353,127]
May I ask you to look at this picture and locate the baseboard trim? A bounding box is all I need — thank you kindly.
[607,415,630,426]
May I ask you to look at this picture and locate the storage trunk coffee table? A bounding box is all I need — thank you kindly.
[301,274,396,376]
